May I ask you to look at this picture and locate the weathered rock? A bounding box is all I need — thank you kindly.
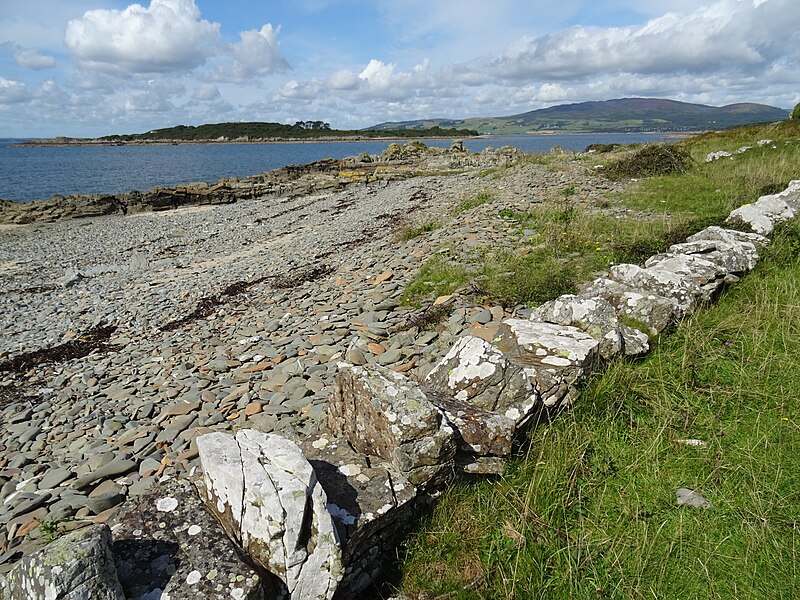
[424,388,515,475]
[197,430,343,600]
[109,476,264,600]
[773,179,800,211]
[530,294,649,360]
[0,524,124,599]
[686,225,770,249]
[726,193,796,237]
[665,236,759,274]
[494,319,602,410]
[642,253,729,303]
[300,434,418,597]
[579,276,678,335]
[753,194,796,222]
[726,204,775,236]
[426,335,535,420]
[608,262,701,318]
[427,320,600,427]
[327,364,456,487]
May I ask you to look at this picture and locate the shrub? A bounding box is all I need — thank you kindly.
[604,144,693,179]
[585,143,621,153]
[792,102,800,120]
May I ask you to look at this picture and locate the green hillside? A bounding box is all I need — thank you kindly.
[368,98,790,134]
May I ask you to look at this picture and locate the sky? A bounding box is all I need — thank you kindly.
[0,0,798,137]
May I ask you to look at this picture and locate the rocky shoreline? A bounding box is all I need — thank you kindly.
[0,142,649,596]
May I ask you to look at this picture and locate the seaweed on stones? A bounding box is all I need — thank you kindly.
[0,324,119,374]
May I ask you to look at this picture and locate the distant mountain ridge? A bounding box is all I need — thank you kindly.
[367,98,790,134]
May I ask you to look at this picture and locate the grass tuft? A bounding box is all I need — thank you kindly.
[396,220,441,241]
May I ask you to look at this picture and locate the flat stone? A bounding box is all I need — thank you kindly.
[676,487,710,509]
[71,459,137,490]
[38,467,75,490]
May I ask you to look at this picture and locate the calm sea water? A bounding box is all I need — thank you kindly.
[0,133,671,202]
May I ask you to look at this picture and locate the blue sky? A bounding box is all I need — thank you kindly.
[0,0,798,137]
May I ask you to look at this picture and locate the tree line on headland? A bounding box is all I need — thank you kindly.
[98,121,479,142]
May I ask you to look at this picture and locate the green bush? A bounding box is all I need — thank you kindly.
[792,102,800,120]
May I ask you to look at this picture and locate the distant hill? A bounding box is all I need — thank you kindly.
[367,98,790,134]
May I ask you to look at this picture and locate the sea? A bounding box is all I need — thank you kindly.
[0,133,674,202]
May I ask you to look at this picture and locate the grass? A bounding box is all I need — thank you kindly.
[402,121,800,310]
[621,121,800,220]
[396,220,441,241]
[406,205,724,308]
[401,254,469,306]
[397,219,800,599]
[458,191,493,212]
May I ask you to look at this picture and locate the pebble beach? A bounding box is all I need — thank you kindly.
[0,146,630,570]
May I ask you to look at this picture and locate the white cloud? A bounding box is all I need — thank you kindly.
[488,0,800,80]
[0,78,29,105]
[230,24,290,80]
[64,0,220,75]
[277,59,439,103]
[14,49,56,70]
[193,83,221,101]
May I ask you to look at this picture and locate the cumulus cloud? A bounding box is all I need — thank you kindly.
[65,0,220,75]
[488,0,800,80]
[230,24,290,79]
[14,49,56,70]
[0,78,29,105]
[279,58,441,103]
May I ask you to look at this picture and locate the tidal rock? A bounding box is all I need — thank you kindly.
[197,430,343,600]
[109,476,264,600]
[0,524,124,599]
[327,364,456,487]
[530,294,649,360]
